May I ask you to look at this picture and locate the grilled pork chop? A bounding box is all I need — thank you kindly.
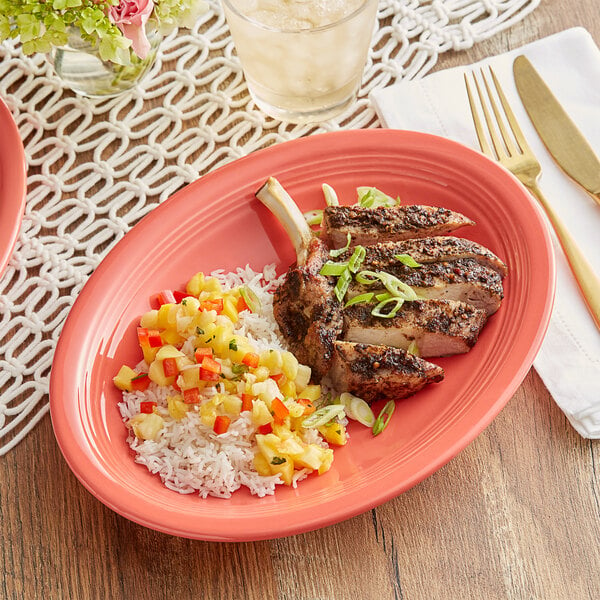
[338,236,508,277]
[329,341,444,403]
[323,205,474,248]
[348,258,504,316]
[343,299,487,357]
[272,238,342,380]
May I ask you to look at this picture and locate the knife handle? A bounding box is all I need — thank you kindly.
[528,181,600,330]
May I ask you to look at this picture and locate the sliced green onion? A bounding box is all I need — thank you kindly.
[131,373,149,381]
[329,232,351,258]
[375,292,392,302]
[319,261,349,277]
[304,209,323,226]
[372,400,395,436]
[344,292,375,308]
[302,405,346,428]
[339,392,375,427]
[334,269,352,302]
[371,297,405,318]
[322,183,339,206]
[407,340,420,356]
[395,254,422,268]
[355,270,381,285]
[348,245,366,273]
[240,286,261,313]
[357,187,400,208]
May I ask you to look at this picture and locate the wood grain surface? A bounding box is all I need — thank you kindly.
[2,1,599,599]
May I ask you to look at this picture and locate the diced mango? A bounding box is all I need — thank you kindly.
[222,295,239,323]
[142,345,159,364]
[253,453,271,477]
[318,422,348,446]
[281,351,298,381]
[167,395,189,419]
[113,365,137,391]
[140,309,159,329]
[251,399,273,427]
[129,413,164,440]
[298,384,321,402]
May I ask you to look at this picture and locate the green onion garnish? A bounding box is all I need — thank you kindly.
[372,400,395,436]
[319,261,349,277]
[356,187,400,208]
[302,405,346,429]
[232,364,249,375]
[334,269,352,302]
[239,286,261,313]
[304,209,323,226]
[348,245,366,273]
[371,297,405,318]
[322,183,339,206]
[395,254,422,268]
[329,232,351,258]
[131,373,149,381]
[344,292,374,308]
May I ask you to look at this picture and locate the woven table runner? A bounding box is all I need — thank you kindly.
[0,0,539,454]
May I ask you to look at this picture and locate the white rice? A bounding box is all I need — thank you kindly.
[118,264,300,498]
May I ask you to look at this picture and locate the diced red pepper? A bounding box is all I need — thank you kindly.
[137,327,149,346]
[199,368,220,382]
[147,329,163,348]
[241,352,259,368]
[173,290,189,303]
[131,373,151,392]
[270,373,285,385]
[183,388,200,404]
[271,397,289,424]
[257,423,273,435]
[297,398,316,416]
[195,347,213,363]
[241,393,254,412]
[140,401,156,414]
[199,298,223,314]
[157,290,177,306]
[237,295,249,313]
[213,415,231,434]
[172,379,181,392]
[162,357,178,378]
[201,356,221,374]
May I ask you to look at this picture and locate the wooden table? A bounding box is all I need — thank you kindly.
[2,1,599,598]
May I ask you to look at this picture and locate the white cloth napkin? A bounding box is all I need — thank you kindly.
[370,27,600,438]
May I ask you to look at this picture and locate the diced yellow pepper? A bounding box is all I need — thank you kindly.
[113,365,137,391]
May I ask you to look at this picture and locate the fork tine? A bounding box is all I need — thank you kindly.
[464,73,493,158]
[478,67,521,158]
[486,66,531,155]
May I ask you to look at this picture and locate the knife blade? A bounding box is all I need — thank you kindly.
[513,54,600,205]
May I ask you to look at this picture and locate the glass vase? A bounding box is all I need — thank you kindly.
[50,28,160,98]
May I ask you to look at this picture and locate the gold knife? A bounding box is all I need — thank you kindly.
[513,55,600,207]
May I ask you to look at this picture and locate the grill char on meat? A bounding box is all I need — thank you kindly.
[323,205,475,248]
[272,238,342,380]
[343,299,487,357]
[338,236,508,277]
[329,341,445,403]
[348,258,504,316]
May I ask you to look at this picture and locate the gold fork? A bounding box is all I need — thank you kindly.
[464,67,600,330]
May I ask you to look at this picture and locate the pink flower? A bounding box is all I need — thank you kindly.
[109,0,155,59]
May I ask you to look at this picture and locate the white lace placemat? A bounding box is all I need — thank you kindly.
[0,0,539,454]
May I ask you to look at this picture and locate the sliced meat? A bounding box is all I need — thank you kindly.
[348,258,504,316]
[339,236,507,277]
[323,205,474,248]
[343,299,487,357]
[329,341,444,403]
[273,238,342,381]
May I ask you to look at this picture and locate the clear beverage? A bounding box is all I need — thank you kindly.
[222,0,378,123]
